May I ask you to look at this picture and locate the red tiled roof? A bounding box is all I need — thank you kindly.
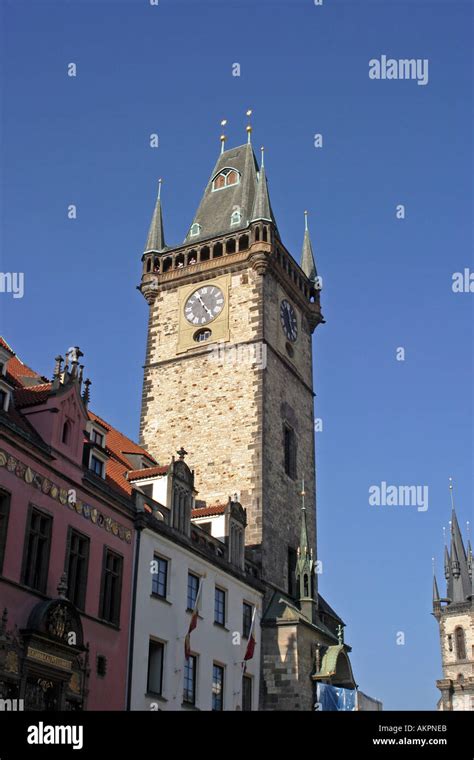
[1,336,157,500]
[14,383,52,408]
[128,464,169,481]
[87,413,157,496]
[192,504,226,518]
[0,337,47,388]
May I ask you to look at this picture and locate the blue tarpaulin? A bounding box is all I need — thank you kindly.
[314,683,356,711]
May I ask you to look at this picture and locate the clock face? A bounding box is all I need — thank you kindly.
[184,285,225,325]
[280,299,298,342]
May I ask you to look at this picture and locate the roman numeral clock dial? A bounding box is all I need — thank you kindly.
[184,285,225,325]
[280,299,298,342]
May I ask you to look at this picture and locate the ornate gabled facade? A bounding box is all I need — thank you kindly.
[0,338,155,710]
[138,128,355,710]
[432,481,473,711]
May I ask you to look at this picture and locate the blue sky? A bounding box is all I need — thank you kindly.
[1,0,472,710]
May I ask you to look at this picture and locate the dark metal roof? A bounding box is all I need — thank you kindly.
[301,228,318,282]
[144,188,166,253]
[184,143,260,243]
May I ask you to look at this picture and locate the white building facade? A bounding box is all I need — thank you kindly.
[128,456,263,711]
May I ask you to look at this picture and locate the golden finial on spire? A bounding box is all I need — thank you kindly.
[301,477,306,509]
[246,109,253,143]
[158,177,162,200]
[220,119,227,154]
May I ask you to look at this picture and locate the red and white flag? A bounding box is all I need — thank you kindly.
[184,578,202,659]
[243,606,257,670]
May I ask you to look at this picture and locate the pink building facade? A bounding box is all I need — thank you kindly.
[0,339,155,710]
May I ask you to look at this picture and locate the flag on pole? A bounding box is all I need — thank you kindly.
[184,578,202,658]
[243,606,257,670]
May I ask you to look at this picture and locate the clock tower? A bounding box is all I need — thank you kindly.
[138,131,352,709]
[139,136,323,591]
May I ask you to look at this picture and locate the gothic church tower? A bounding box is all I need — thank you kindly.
[432,481,474,711]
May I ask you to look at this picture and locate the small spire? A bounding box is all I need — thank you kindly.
[53,355,63,379]
[444,543,450,579]
[250,147,276,226]
[220,119,227,154]
[246,109,252,144]
[432,572,440,604]
[82,378,91,405]
[301,210,318,283]
[144,179,166,252]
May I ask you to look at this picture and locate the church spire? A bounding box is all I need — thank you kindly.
[144,178,166,253]
[447,479,471,602]
[301,211,318,283]
[250,147,276,226]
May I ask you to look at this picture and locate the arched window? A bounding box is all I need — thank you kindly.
[212,168,240,192]
[62,420,71,445]
[225,238,236,254]
[230,210,241,226]
[455,627,466,660]
[190,223,201,237]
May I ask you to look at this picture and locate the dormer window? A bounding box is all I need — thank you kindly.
[212,168,240,192]
[230,210,241,226]
[190,223,201,237]
[90,454,105,478]
[91,429,104,447]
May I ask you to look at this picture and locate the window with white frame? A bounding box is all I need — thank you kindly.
[230,209,241,225]
[212,168,240,192]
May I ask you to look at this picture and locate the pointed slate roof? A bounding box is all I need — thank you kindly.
[184,143,259,243]
[449,508,471,602]
[144,181,166,253]
[301,212,318,282]
[432,574,440,603]
[250,150,277,229]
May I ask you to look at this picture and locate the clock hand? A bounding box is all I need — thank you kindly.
[197,294,212,317]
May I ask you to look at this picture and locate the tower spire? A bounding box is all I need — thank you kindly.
[144,178,166,253]
[447,478,471,602]
[250,146,277,227]
[296,478,316,622]
[301,211,318,283]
